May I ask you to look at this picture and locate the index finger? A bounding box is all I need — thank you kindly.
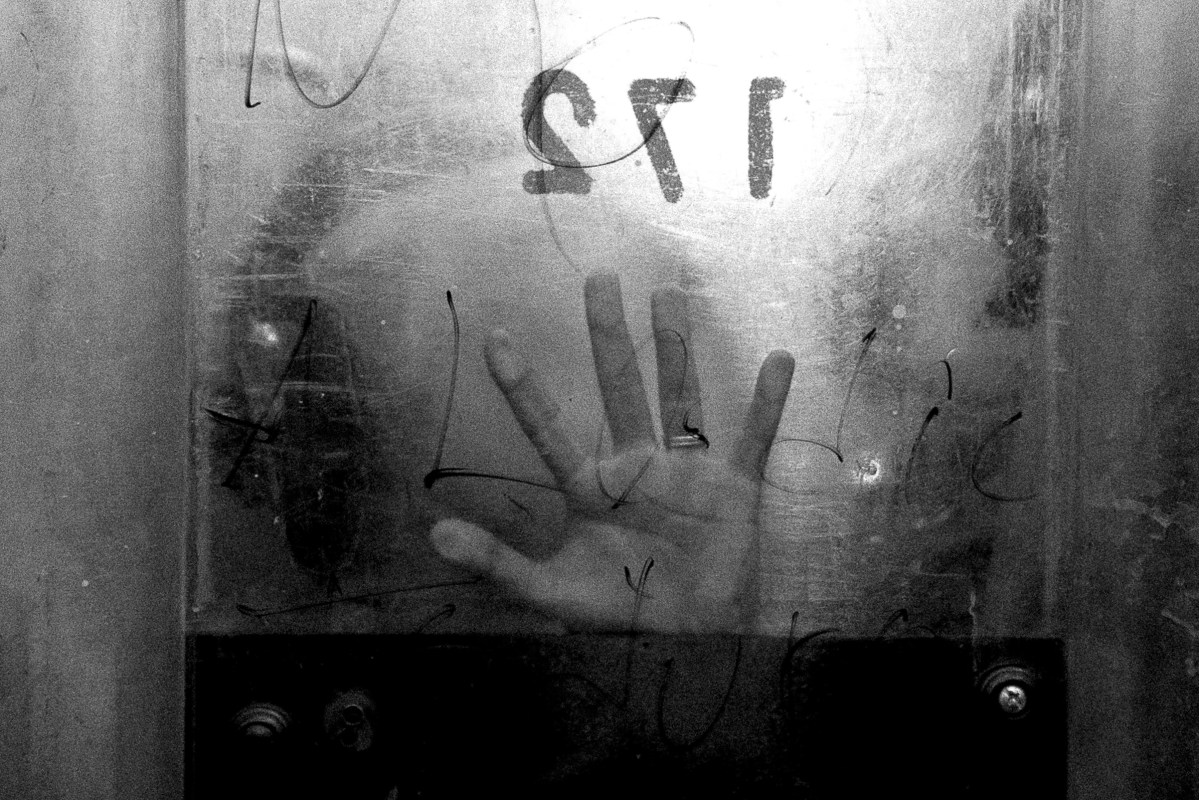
[485,329,585,485]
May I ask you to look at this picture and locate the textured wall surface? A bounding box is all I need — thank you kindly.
[0,2,185,796]
[1061,0,1199,795]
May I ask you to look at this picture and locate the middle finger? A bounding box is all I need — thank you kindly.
[585,273,656,453]
[652,285,705,448]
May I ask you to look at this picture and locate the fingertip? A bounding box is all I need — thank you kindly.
[430,519,544,603]
[764,349,796,379]
[731,349,796,477]
[484,329,523,385]
[650,284,686,310]
[584,272,626,327]
[485,328,512,348]
[584,271,620,294]
[650,286,690,339]
[430,518,496,571]
[754,349,795,408]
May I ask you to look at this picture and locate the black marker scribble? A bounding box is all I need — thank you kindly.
[420,291,567,495]
[430,290,459,477]
[597,456,655,510]
[243,1,264,107]
[231,294,371,596]
[414,603,457,633]
[623,561,657,601]
[656,328,709,447]
[506,494,532,518]
[682,413,710,448]
[204,407,277,442]
[245,0,403,109]
[879,607,909,636]
[778,627,838,707]
[770,437,844,463]
[423,467,561,493]
[767,328,877,482]
[940,359,954,401]
[235,577,481,619]
[416,291,560,494]
[622,557,655,706]
[877,608,940,637]
[522,17,696,170]
[223,299,319,488]
[836,327,877,455]
[903,406,940,506]
[656,636,742,752]
[586,326,706,506]
[971,411,1037,502]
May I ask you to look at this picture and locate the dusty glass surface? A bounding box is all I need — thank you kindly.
[186,0,1066,637]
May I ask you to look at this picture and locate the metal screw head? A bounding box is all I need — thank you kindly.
[997,683,1028,715]
[325,690,376,752]
[232,703,290,741]
[341,703,365,726]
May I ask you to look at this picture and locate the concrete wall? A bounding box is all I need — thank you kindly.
[0,2,184,796]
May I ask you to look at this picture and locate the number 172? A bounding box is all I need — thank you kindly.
[522,70,786,203]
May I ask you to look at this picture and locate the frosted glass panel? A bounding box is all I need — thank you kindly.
[186,0,1062,636]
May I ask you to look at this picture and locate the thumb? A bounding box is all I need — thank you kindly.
[430,518,538,587]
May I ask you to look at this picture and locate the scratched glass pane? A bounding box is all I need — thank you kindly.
[186,0,1060,636]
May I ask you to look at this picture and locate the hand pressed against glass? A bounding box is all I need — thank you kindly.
[431,273,794,633]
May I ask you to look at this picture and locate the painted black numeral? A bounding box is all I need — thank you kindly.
[627,78,696,203]
[748,77,785,199]
[522,68,596,195]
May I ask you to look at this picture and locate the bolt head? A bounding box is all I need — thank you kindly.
[997,683,1028,715]
[232,703,290,741]
[341,703,366,726]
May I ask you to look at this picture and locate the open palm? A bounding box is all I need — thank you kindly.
[431,274,794,632]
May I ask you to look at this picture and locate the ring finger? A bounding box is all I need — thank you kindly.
[651,286,706,450]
